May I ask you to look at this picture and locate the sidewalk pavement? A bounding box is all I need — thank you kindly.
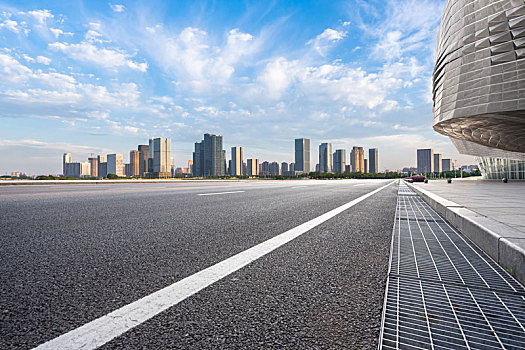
[408,179,525,286]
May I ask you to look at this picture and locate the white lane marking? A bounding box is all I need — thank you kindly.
[197,190,245,196]
[353,184,366,186]
[291,186,308,189]
[34,181,395,350]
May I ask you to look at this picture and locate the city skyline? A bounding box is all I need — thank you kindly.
[0,0,477,175]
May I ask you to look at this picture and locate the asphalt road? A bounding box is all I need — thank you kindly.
[0,179,398,349]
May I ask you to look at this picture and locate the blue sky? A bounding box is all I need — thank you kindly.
[0,0,475,174]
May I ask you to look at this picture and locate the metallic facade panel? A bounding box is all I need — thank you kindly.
[433,0,525,156]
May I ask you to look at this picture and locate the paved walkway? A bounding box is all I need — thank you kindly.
[380,183,525,349]
[412,179,525,233]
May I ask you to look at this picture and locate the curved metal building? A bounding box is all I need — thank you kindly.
[433,0,525,178]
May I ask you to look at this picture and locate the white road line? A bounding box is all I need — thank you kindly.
[353,184,366,186]
[34,181,395,350]
[197,190,245,196]
[291,186,308,189]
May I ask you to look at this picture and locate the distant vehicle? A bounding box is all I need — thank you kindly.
[408,175,426,182]
[404,178,414,183]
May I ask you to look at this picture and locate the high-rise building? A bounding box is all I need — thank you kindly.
[230,147,243,176]
[417,149,434,174]
[345,164,351,173]
[269,162,280,176]
[260,161,270,176]
[289,162,295,173]
[88,157,98,177]
[127,150,139,177]
[364,159,369,173]
[281,162,289,174]
[138,145,149,176]
[442,158,453,172]
[319,143,332,173]
[369,148,378,173]
[433,153,443,173]
[107,154,124,177]
[295,138,310,173]
[193,133,225,177]
[149,138,172,175]
[97,155,107,178]
[350,146,365,172]
[333,149,346,173]
[247,159,259,176]
[63,153,72,176]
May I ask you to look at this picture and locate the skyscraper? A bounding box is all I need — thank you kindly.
[295,138,310,173]
[138,145,149,176]
[269,162,280,176]
[260,161,270,176]
[350,146,365,173]
[364,159,369,173]
[230,147,243,176]
[193,133,225,177]
[63,153,71,176]
[434,153,442,173]
[333,149,346,174]
[107,154,124,177]
[247,159,259,176]
[149,138,172,175]
[130,150,140,177]
[417,149,434,173]
[319,143,332,173]
[88,157,98,177]
[281,162,289,174]
[442,158,453,172]
[369,148,378,173]
[97,155,107,178]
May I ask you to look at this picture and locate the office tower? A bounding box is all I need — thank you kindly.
[295,138,310,173]
[124,163,131,177]
[88,157,98,177]
[129,150,140,177]
[345,164,352,173]
[350,146,365,172]
[193,133,225,177]
[364,159,369,173]
[417,149,434,173]
[260,161,270,176]
[269,162,280,176]
[231,147,243,176]
[434,153,443,173]
[227,160,232,176]
[242,162,247,176]
[97,155,106,178]
[369,148,378,173]
[80,161,91,177]
[315,164,320,172]
[107,154,124,176]
[63,153,72,176]
[442,159,453,172]
[289,162,295,173]
[138,145,149,176]
[319,143,332,173]
[333,149,346,174]
[188,160,193,174]
[247,159,259,176]
[281,162,289,174]
[149,138,172,174]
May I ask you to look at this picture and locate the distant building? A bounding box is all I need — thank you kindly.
[295,138,310,173]
[193,133,226,177]
[98,155,107,178]
[260,161,270,176]
[364,159,369,173]
[130,150,140,177]
[333,149,346,174]
[350,146,365,172]
[417,149,434,173]
[442,159,454,172]
[107,154,124,177]
[63,153,72,176]
[345,164,351,173]
[247,159,259,176]
[369,148,378,173]
[88,157,98,178]
[230,147,243,176]
[138,145,149,176]
[281,162,289,174]
[124,163,131,177]
[149,138,171,177]
[402,167,418,174]
[188,160,193,174]
[315,164,320,172]
[319,143,332,173]
[433,153,442,173]
[289,162,295,173]
[269,162,280,176]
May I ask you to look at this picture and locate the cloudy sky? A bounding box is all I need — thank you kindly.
[0,0,475,174]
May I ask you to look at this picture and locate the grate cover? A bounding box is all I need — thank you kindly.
[379,182,525,349]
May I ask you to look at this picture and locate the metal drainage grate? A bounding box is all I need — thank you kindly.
[379,182,525,350]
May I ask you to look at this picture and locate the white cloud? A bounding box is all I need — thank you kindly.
[307,28,347,56]
[109,4,126,13]
[36,55,51,65]
[0,53,32,83]
[0,19,19,33]
[49,28,73,38]
[49,42,148,72]
[22,9,54,24]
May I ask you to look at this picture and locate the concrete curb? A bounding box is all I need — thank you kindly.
[406,182,525,286]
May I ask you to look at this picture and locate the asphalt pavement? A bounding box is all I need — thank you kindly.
[0,180,398,349]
